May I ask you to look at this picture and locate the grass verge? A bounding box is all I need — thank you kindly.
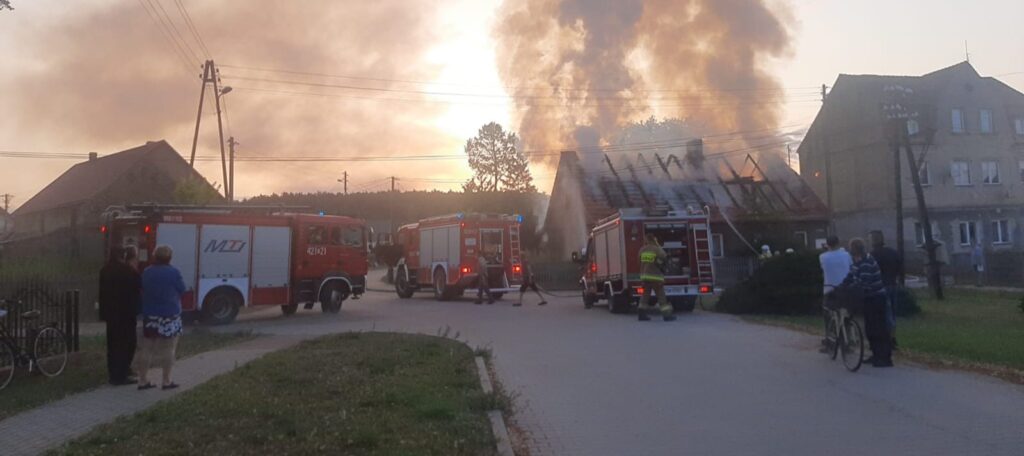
[0,328,255,421]
[740,288,1024,383]
[52,332,497,456]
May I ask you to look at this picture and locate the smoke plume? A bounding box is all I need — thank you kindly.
[495,0,793,158]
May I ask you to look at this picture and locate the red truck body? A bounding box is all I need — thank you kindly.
[393,213,523,300]
[577,207,715,313]
[103,205,368,324]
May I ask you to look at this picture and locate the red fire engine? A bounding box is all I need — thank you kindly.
[393,213,524,300]
[102,205,368,325]
[573,207,715,313]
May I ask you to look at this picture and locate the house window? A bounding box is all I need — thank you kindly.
[1015,118,1024,136]
[981,161,1000,184]
[1019,160,1024,183]
[951,109,965,133]
[914,223,925,246]
[907,119,920,136]
[918,161,931,186]
[951,161,971,186]
[958,221,977,246]
[794,231,808,248]
[711,233,724,258]
[980,109,993,133]
[992,220,1011,244]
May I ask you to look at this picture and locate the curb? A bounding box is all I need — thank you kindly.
[475,356,515,456]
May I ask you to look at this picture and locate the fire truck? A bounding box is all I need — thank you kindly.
[393,213,523,300]
[573,207,715,313]
[102,205,368,325]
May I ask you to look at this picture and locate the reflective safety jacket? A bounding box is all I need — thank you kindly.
[639,244,667,282]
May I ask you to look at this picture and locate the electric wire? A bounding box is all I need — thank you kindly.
[172,0,212,59]
[136,0,196,76]
[150,0,202,64]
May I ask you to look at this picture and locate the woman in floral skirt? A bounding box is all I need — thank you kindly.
[136,245,185,390]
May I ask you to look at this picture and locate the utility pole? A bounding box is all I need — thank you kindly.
[390,176,397,192]
[891,117,905,286]
[188,59,231,198]
[227,137,238,201]
[884,84,942,299]
[1,193,12,213]
[786,144,793,168]
[337,171,348,195]
[820,84,835,234]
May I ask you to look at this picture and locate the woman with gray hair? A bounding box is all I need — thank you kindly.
[136,245,186,390]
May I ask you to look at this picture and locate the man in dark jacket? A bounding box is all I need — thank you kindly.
[98,245,141,385]
[870,231,902,345]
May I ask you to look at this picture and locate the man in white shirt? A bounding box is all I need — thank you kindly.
[819,235,852,352]
[820,235,852,295]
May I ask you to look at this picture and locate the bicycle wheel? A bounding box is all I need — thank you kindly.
[840,318,864,372]
[33,327,68,377]
[0,342,14,390]
[825,312,839,360]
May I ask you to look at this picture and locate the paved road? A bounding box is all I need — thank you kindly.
[224,280,1024,456]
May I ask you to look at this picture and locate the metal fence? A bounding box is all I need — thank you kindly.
[0,280,80,353]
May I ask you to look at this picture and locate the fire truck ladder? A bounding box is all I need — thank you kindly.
[509,224,521,259]
[692,221,714,285]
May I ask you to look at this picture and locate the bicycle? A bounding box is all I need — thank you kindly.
[822,287,865,372]
[0,299,69,390]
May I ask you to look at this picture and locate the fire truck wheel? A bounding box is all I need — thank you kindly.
[320,283,348,314]
[670,296,697,313]
[582,285,595,309]
[395,268,415,299]
[281,303,299,316]
[489,293,504,301]
[432,269,451,301]
[202,288,241,325]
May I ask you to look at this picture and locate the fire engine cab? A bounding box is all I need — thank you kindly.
[393,213,523,300]
[102,205,368,325]
[573,207,715,313]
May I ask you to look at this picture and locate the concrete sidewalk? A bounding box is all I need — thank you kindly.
[0,335,301,456]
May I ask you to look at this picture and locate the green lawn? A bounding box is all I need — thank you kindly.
[52,333,498,456]
[0,328,255,421]
[742,288,1024,375]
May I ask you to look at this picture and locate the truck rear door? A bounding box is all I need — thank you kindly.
[643,221,691,280]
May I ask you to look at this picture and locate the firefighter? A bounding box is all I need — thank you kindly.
[638,233,676,322]
[475,249,495,305]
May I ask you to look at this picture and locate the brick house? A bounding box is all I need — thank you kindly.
[544,148,830,286]
[798,62,1024,285]
[6,140,219,259]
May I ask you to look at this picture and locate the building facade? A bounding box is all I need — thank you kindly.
[798,62,1024,285]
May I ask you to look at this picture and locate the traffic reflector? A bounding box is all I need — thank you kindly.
[699,285,712,294]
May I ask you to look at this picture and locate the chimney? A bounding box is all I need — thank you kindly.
[88,152,98,161]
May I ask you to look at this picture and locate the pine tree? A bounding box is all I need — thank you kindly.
[463,122,535,193]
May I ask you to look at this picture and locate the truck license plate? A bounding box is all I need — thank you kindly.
[665,286,685,295]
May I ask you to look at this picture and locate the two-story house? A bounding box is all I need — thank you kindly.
[798,62,1024,285]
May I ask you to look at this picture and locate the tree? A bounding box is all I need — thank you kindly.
[463,122,536,193]
[173,177,222,205]
[0,1,12,11]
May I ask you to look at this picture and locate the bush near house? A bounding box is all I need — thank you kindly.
[716,252,823,315]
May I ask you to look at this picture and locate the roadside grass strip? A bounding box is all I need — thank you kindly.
[743,288,1024,381]
[0,329,255,422]
[51,332,498,455]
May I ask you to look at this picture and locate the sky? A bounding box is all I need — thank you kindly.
[1,0,1022,212]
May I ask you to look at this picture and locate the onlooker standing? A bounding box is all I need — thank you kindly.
[136,245,185,390]
[516,253,547,307]
[475,250,494,305]
[842,238,893,368]
[819,235,852,351]
[870,231,902,346]
[971,242,986,287]
[98,246,141,386]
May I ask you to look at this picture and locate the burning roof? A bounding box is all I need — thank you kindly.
[549,146,828,230]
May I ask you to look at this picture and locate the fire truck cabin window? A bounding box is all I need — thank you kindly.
[331,226,363,247]
[307,225,328,245]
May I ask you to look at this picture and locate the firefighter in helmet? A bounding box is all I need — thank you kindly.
[638,233,676,322]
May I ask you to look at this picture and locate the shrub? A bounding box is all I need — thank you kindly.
[893,287,921,317]
[716,252,823,315]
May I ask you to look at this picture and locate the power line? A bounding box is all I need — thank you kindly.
[219,63,822,94]
[149,0,202,64]
[222,75,824,103]
[172,0,212,59]
[136,0,195,76]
